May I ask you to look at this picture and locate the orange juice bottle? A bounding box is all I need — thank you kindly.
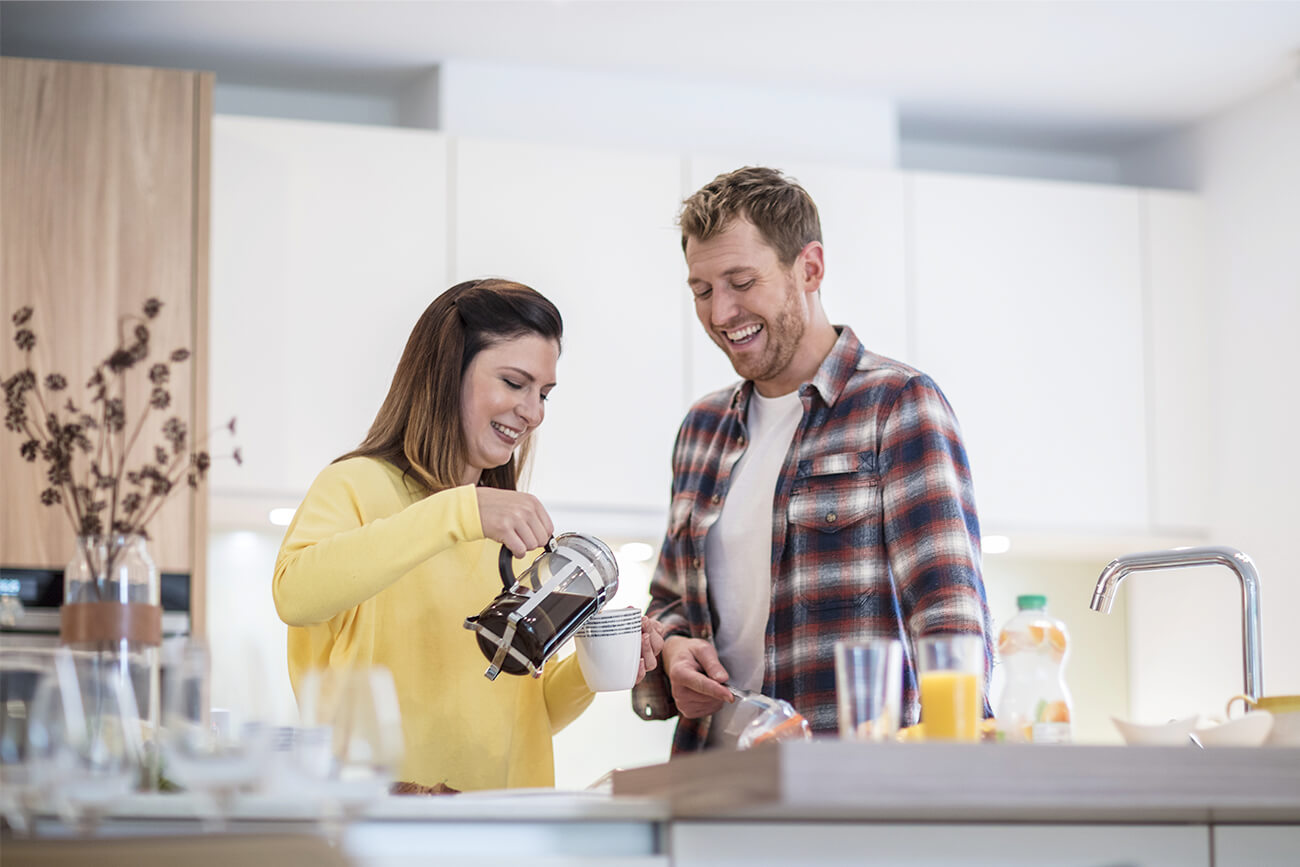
[995,595,1073,744]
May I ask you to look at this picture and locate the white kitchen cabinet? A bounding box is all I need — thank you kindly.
[670,822,1210,867]
[1214,825,1300,867]
[208,124,1208,549]
[210,116,448,513]
[908,173,1149,534]
[453,137,685,515]
[1143,191,1211,533]
[686,157,910,401]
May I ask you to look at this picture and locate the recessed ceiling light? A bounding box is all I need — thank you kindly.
[617,541,655,562]
[268,508,296,526]
[983,535,1011,555]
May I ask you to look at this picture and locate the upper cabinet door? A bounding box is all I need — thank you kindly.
[1143,191,1211,534]
[909,173,1149,533]
[454,138,684,512]
[210,117,448,506]
[685,158,910,402]
[0,58,209,574]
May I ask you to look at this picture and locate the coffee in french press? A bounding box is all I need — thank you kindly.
[464,532,619,680]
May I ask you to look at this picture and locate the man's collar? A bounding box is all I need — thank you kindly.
[727,326,865,413]
[807,326,865,408]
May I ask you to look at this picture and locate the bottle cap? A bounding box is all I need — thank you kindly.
[1016,594,1046,610]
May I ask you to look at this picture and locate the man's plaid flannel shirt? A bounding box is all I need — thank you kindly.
[632,327,994,753]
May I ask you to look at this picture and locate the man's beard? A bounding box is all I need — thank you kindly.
[722,285,804,384]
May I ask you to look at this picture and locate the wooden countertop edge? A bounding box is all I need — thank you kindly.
[611,740,1300,823]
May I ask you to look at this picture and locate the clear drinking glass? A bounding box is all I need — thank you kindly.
[916,634,986,742]
[27,648,144,833]
[159,639,271,828]
[834,639,903,742]
[0,650,56,835]
[297,665,404,838]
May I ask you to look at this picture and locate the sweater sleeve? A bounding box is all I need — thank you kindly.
[541,652,596,735]
[272,460,484,626]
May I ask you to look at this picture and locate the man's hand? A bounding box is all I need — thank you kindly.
[661,635,734,718]
[632,617,667,686]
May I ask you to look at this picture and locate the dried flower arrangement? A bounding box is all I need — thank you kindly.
[2,298,238,587]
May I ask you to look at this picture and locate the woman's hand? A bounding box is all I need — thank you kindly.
[475,487,554,558]
[633,616,668,685]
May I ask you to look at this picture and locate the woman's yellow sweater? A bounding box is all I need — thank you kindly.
[272,457,593,790]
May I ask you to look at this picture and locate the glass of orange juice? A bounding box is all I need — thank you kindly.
[916,635,985,742]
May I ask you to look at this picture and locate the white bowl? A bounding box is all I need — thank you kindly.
[1193,711,1274,748]
[1111,715,1200,746]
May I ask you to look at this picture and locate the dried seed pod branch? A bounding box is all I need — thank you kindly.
[3,299,238,593]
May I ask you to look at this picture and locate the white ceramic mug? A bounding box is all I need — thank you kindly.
[1227,694,1300,746]
[575,608,642,691]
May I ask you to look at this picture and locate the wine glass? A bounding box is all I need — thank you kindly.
[297,666,404,841]
[159,639,270,829]
[0,650,56,835]
[27,648,144,834]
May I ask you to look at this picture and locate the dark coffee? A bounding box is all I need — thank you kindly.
[473,590,599,675]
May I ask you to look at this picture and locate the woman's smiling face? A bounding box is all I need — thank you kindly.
[458,332,559,486]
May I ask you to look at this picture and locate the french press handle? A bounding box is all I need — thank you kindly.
[496,537,558,590]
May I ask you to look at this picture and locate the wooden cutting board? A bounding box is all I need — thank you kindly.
[611,740,1300,823]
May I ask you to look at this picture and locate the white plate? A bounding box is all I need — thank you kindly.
[450,787,610,798]
[1193,711,1274,748]
[1111,715,1199,746]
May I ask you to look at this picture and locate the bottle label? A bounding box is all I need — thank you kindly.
[1031,721,1072,744]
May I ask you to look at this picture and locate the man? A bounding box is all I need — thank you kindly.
[632,166,993,752]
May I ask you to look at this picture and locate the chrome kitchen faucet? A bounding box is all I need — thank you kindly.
[1089,546,1263,700]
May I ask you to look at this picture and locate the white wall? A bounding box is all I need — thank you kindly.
[982,555,1130,744]
[1116,81,1300,719]
[205,529,298,726]
[900,138,1125,186]
[213,69,440,130]
[439,59,899,168]
[215,82,403,128]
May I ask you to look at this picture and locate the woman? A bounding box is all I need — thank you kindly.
[272,278,663,791]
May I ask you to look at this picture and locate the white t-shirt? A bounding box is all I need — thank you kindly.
[704,388,804,747]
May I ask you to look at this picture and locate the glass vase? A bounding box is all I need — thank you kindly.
[60,534,162,786]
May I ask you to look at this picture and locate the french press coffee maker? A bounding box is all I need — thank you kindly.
[464,532,619,680]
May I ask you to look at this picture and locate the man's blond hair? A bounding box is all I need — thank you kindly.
[678,166,821,266]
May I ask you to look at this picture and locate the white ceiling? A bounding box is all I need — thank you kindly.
[3,0,1300,147]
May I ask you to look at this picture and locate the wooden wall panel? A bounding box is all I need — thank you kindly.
[1,58,209,583]
[188,71,213,637]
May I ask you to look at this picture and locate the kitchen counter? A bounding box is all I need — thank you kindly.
[612,739,1300,823]
[7,743,1300,866]
[11,790,669,865]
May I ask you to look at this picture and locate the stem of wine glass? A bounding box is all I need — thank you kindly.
[318,798,348,849]
[193,786,233,833]
[1,796,35,837]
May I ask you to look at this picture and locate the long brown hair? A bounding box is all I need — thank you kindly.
[336,278,563,493]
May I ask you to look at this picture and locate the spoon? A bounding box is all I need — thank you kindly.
[725,683,778,709]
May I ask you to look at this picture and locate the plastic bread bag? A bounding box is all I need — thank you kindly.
[729,687,812,750]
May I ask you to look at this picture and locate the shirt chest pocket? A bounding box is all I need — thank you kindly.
[785,453,884,613]
[787,452,881,533]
